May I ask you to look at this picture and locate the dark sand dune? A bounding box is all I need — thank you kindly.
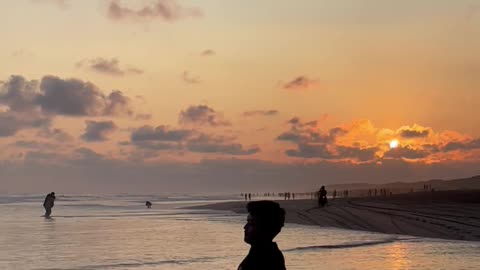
[190,190,480,241]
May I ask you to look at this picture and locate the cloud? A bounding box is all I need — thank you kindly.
[277,117,342,144]
[179,105,230,126]
[0,75,38,113]
[398,124,431,138]
[442,138,480,152]
[76,58,143,76]
[131,125,192,142]
[285,143,377,161]
[80,120,117,142]
[0,75,134,117]
[286,143,334,159]
[283,76,316,90]
[38,75,133,116]
[130,141,181,151]
[384,145,430,159]
[201,49,215,56]
[107,0,202,22]
[128,125,259,156]
[181,71,200,84]
[336,145,379,161]
[243,110,278,117]
[0,112,50,137]
[186,134,260,156]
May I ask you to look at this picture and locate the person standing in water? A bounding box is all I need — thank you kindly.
[43,192,56,218]
[238,200,286,270]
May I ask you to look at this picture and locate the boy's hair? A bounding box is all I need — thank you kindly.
[247,201,286,238]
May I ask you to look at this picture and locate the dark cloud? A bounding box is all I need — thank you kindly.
[286,143,334,159]
[103,90,133,116]
[383,145,430,159]
[201,49,215,56]
[130,141,181,151]
[179,105,230,126]
[276,131,305,142]
[107,0,202,22]
[277,118,342,144]
[336,145,378,161]
[131,125,192,142]
[1,75,134,118]
[76,58,143,76]
[442,139,480,152]
[0,112,50,137]
[129,126,258,155]
[399,128,430,138]
[243,110,278,117]
[286,117,317,128]
[80,120,117,142]
[181,71,200,84]
[283,76,316,90]
[329,127,348,137]
[0,75,38,113]
[286,143,378,161]
[287,117,301,125]
[38,75,133,116]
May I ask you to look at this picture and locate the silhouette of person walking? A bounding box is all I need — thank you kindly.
[43,192,56,218]
[145,201,152,208]
[239,200,286,270]
[318,186,327,207]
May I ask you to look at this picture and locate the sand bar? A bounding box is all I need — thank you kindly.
[189,190,480,241]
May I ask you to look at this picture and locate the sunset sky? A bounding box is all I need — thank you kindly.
[1,0,479,193]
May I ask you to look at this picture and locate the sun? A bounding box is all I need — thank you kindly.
[389,139,399,149]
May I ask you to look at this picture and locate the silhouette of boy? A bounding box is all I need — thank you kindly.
[238,200,286,270]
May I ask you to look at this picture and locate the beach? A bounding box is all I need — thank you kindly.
[1,193,480,269]
[189,190,480,242]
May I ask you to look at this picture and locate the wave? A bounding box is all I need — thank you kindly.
[35,255,229,270]
[284,237,399,252]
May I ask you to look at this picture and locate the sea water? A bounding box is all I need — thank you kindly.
[0,194,479,270]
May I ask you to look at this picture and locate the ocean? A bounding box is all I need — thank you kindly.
[0,194,479,270]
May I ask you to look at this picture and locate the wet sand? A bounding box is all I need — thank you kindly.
[190,190,480,241]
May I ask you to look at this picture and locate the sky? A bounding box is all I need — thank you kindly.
[0,0,479,194]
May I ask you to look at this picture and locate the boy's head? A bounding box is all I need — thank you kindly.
[244,201,285,245]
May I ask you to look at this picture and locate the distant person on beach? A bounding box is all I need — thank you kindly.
[43,192,56,218]
[145,201,152,208]
[245,193,248,201]
[318,186,327,207]
[248,193,252,201]
[238,200,286,270]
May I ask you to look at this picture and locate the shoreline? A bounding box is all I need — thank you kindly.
[188,190,480,241]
